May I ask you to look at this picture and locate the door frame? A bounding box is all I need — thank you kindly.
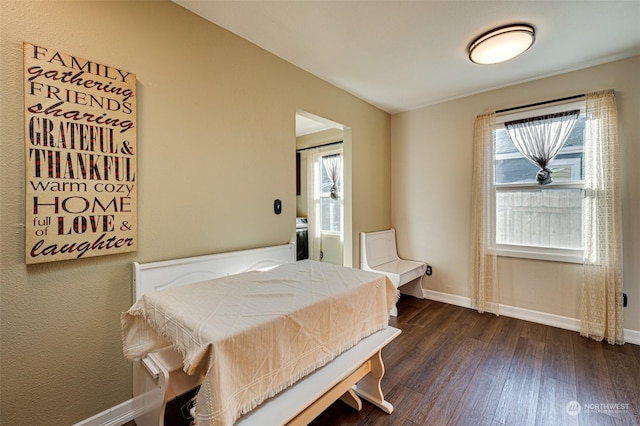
[295,111,352,267]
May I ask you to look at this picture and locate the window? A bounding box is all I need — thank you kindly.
[494,101,585,262]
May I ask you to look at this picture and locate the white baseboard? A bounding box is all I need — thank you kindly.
[625,328,640,345]
[422,289,472,309]
[73,397,135,426]
[422,288,640,345]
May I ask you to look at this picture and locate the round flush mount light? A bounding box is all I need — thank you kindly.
[468,23,536,64]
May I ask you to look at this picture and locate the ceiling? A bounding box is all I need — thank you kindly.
[295,114,339,137]
[172,0,640,115]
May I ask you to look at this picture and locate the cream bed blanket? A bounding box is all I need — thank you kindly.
[122,260,398,425]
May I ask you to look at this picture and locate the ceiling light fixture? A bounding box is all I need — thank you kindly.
[468,23,536,65]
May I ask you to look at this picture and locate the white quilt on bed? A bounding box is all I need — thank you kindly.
[121,259,398,425]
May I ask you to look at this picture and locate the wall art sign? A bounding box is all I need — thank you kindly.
[23,42,137,264]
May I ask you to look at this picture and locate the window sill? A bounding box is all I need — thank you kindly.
[496,245,583,264]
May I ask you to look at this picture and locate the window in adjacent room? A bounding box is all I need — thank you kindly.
[494,101,585,262]
[318,152,343,233]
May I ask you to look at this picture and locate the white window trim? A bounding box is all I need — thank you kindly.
[494,100,585,264]
[495,181,584,191]
[495,244,583,264]
[319,230,342,237]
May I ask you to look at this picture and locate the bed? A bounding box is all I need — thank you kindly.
[121,243,400,425]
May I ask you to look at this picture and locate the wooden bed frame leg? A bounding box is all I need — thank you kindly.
[339,388,363,411]
[353,349,394,414]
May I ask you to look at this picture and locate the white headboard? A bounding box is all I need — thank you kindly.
[132,243,296,301]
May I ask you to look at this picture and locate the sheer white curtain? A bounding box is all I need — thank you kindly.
[323,154,342,200]
[581,89,624,345]
[471,112,499,315]
[505,110,580,184]
[307,148,321,261]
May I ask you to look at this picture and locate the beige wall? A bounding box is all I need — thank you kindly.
[0,1,390,424]
[392,56,640,332]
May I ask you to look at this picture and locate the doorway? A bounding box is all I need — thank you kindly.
[295,111,352,266]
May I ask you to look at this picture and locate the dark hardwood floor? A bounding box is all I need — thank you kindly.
[309,296,640,426]
[127,296,640,426]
